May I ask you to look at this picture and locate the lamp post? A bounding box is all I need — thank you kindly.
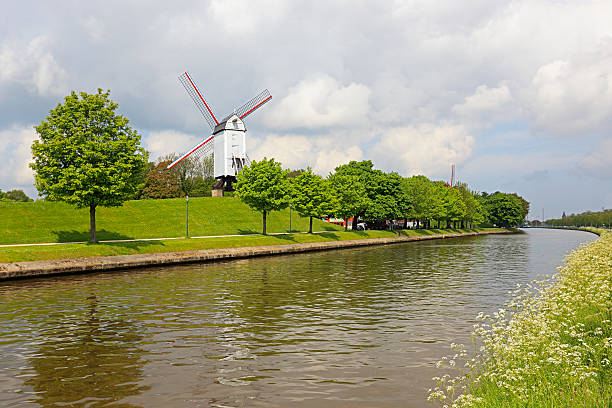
[186,195,189,238]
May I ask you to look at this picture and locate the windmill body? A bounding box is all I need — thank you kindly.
[212,114,247,178]
[168,72,272,193]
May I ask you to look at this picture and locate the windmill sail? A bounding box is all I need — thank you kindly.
[235,89,272,120]
[167,135,214,169]
[179,72,219,129]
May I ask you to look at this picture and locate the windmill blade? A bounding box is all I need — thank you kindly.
[179,72,219,129]
[167,135,214,169]
[235,89,272,120]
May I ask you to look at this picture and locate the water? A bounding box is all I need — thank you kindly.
[0,229,597,407]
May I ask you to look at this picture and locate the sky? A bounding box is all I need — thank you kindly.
[1,0,611,220]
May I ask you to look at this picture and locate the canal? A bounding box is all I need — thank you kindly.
[0,228,598,407]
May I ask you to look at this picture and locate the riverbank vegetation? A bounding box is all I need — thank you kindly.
[0,228,504,263]
[235,159,529,234]
[429,229,612,407]
[547,208,612,229]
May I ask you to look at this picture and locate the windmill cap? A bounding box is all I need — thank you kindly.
[213,114,246,134]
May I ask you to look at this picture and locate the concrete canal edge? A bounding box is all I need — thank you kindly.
[0,230,515,281]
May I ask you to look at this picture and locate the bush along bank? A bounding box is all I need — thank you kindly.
[429,230,612,407]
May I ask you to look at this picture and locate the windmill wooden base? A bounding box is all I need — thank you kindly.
[212,176,236,197]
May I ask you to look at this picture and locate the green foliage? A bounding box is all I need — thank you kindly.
[483,192,524,228]
[235,158,290,234]
[289,168,333,232]
[402,175,433,222]
[31,89,148,241]
[169,155,213,197]
[3,189,33,202]
[31,89,148,208]
[547,208,612,228]
[328,172,369,225]
[365,171,410,222]
[140,160,181,199]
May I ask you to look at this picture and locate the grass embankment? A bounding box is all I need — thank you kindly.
[0,197,344,244]
[430,229,612,407]
[0,228,499,263]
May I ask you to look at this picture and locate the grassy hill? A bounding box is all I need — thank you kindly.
[0,197,343,244]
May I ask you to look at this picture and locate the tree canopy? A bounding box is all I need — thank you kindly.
[289,168,333,233]
[31,89,148,242]
[235,158,289,234]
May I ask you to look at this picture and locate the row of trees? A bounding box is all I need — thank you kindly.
[0,189,33,202]
[547,209,612,228]
[236,158,529,234]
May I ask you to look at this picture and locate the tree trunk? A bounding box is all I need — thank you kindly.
[403,218,408,229]
[309,216,313,233]
[344,219,348,232]
[262,210,267,235]
[89,204,97,243]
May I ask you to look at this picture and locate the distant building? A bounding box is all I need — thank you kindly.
[562,211,567,219]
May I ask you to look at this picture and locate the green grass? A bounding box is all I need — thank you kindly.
[0,198,505,262]
[430,230,612,407]
[0,197,344,244]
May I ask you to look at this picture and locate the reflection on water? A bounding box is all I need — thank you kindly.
[0,229,597,407]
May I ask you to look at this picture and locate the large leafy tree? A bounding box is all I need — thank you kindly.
[31,89,148,242]
[483,192,524,227]
[365,170,410,225]
[402,175,433,228]
[235,158,289,234]
[290,168,333,233]
[332,160,377,224]
[328,172,368,231]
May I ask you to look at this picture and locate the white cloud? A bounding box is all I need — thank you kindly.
[371,123,474,177]
[0,125,37,190]
[452,83,512,117]
[209,0,287,36]
[265,74,371,130]
[249,133,363,175]
[528,44,612,134]
[0,36,67,97]
[144,130,202,163]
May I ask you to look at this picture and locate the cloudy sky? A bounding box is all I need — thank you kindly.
[1,0,611,219]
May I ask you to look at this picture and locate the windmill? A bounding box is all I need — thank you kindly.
[168,71,272,195]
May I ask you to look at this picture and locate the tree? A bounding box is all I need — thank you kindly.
[235,158,289,234]
[364,170,410,227]
[3,189,33,202]
[483,192,524,227]
[31,89,148,242]
[140,160,181,199]
[328,173,368,231]
[289,168,333,233]
[168,154,213,197]
[402,175,433,228]
[332,160,377,225]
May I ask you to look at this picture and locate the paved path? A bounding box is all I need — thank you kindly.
[0,231,338,248]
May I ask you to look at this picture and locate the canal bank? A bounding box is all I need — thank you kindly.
[0,229,515,280]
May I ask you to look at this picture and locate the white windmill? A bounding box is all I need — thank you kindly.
[168,71,272,195]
